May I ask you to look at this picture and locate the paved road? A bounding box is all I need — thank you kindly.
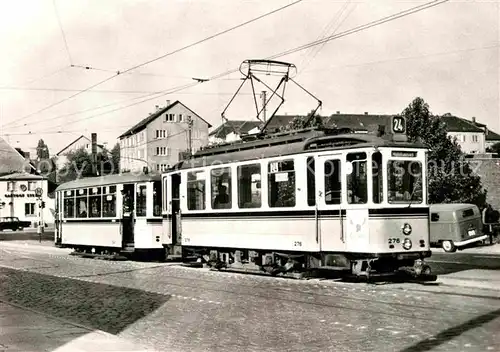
[0,245,499,352]
[428,251,500,275]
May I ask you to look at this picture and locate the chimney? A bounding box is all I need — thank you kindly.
[166,100,171,106]
[364,112,368,115]
[155,105,160,111]
[91,133,97,175]
[336,111,340,114]
[472,116,476,123]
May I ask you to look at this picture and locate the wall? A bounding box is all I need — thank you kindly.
[146,105,209,172]
[472,158,500,209]
[447,131,485,154]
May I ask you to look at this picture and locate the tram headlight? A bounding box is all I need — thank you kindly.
[402,238,412,250]
[401,223,412,236]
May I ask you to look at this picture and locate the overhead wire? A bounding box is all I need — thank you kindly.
[53,0,73,66]
[5,0,450,135]
[2,0,305,130]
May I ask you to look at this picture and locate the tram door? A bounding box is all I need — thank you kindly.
[122,184,135,246]
[316,155,345,252]
[170,173,182,246]
[55,191,62,245]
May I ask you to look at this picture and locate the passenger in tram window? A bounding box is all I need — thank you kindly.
[214,185,230,209]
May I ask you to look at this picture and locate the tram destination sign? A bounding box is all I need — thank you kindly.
[391,151,417,158]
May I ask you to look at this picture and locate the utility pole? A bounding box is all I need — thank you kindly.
[260,91,267,122]
[91,133,97,176]
[187,116,193,155]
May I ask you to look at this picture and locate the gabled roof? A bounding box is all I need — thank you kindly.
[0,136,34,176]
[118,100,212,139]
[486,128,500,141]
[56,135,105,156]
[0,172,44,180]
[439,114,484,133]
[209,120,262,139]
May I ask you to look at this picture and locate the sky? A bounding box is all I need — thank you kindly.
[0,0,498,156]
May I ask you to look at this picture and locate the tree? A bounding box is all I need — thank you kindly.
[280,109,325,132]
[110,143,120,173]
[57,147,94,183]
[489,142,500,156]
[36,139,50,160]
[402,97,487,208]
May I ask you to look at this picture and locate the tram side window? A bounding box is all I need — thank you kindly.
[187,171,206,210]
[102,186,116,217]
[136,185,147,216]
[347,152,368,204]
[372,152,383,204]
[89,187,102,218]
[75,189,88,218]
[237,164,261,209]
[63,190,75,218]
[387,160,422,203]
[325,159,341,205]
[307,157,315,206]
[268,160,296,208]
[153,181,162,216]
[211,167,232,209]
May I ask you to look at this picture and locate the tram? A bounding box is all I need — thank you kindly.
[161,117,434,279]
[54,173,164,259]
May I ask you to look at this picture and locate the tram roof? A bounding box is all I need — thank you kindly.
[172,128,426,171]
[55,173,161,192]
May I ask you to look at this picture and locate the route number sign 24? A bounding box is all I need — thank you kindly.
[392,116,406,134]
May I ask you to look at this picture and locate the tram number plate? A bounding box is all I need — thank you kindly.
[293,241,302,247]
[388,238,401,244]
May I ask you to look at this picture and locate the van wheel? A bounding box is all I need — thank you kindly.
[442,240,456,253]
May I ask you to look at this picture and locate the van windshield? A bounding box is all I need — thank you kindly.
[387,160,423,204]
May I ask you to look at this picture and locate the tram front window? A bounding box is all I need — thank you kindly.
[387,160,423,203]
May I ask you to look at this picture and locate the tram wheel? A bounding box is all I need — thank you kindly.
[442,240,456,253]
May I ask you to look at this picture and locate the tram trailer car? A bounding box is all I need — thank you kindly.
[55,174,165,260]
[162,120,434,279]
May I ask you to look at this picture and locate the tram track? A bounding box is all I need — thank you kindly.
[1,248,498,321]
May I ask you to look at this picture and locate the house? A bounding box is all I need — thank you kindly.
[118,100,211,173]
[485,128,500,151]
[0,136,55,226]
[208,120,262,144]
[440,114,486,154]
[55,135,105,170]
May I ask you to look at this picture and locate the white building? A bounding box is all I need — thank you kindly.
[118,100,211,173]
[0,136,54,227]
[55,135,105,170]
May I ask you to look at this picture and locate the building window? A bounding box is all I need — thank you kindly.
[28,181,36,191]
[268,159,295,208]
[25,203,36,216]
[211,167,231,209]
[347,152,368,204]
[156,147,167,156]
[187,170,206,210]
[472,135,478,143]
[165,113,175,122]
[7,182,16,192]
[156,130,166,139]
[179,114,183,122]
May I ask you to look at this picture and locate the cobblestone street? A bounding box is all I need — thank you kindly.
[1,245,499,352]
